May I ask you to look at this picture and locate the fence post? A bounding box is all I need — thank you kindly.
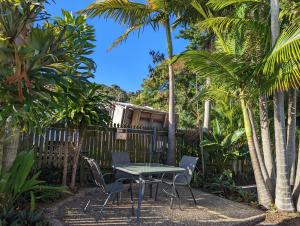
[150,128,157,163]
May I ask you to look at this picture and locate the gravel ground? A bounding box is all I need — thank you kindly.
[43,184,265,226]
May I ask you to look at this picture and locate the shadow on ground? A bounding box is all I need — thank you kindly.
[44,184,265,226]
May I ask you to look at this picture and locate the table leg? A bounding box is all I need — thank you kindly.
[137,177,145,223]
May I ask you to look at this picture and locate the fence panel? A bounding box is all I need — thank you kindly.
[18,125,200,170]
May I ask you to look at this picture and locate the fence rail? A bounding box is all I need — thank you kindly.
[19,125,200,169]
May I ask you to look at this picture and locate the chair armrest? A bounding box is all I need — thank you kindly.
[115,176,135,183]
[103,173,114,183]
[173,173,189,185]
[160,172,176,184]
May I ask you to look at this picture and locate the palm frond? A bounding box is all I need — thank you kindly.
[266,59,300,92]
[207,0,266,11]
[108,23,143,51]
[191,0,209,19]
[191,1,230,52]
[79,0,154,27]
[180,50,245,88]
[263,21,300,74]
[197,17,268,34]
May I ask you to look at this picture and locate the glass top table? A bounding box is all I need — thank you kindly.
[114,163,186,222]
[115,163,186,176]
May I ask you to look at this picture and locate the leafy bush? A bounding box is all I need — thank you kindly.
[0,208,49,226]
[193,170,257,203]
[201,119,247,172]
[0,151,65,211]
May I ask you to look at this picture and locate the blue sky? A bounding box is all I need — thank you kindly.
[45,0,188,92]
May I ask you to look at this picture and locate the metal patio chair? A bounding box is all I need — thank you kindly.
[161,155,199,209]
[83,156,134,218]
[112,152,131,180]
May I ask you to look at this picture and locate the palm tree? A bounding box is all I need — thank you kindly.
[270,0,294,212]
[80,0,190,164]
[181,0,300,210]
[181,50,274,208]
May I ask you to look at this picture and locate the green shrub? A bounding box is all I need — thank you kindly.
[192,170,257,203]
[0,208,49,226]
[0,151,65,211]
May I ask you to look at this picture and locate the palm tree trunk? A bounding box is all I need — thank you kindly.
[292,138,300,207]
[273,91,295,211]
[286,89,297,186]
[248,108,273,195]
[259,95,275,183]
[240,95,273,208]
[196,78,205,176]
[203,78,211,133]
[270,0,295,212]
[62,128,70,186]
[70,127,87,190]
[165,16,176,165]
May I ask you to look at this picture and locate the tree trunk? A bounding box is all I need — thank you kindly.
[273,91,295,211]
[2,130,20,171]
[286,89,297,185]
[248,108,273,194]
[2,118,20,171]
[62,128,70,186]
[259,95,275,183]
[240,95,273,208]
[203,78,211,133]
[292,138,300,207]
[70,128,87,190]
[165,17,176,165]
[270,0,295,212]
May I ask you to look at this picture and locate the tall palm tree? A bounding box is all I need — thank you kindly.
[181,0,300,209]
[80,0,188,164]
[181,50,274,208]
[270,0,294,212]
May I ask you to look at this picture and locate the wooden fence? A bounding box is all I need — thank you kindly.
[18,125,254,185]
[18,125,200,169]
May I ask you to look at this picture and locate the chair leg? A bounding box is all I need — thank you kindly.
[100,194,112,216]
[188,184,197,205]
[84,200,90,211]
[174,186,182,210]
[154,183,159,201]
[170,197,174,209]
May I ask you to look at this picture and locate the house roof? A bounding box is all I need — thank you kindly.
[114,102,167,114]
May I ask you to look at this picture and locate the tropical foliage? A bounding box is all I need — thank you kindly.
[0,151,64,211]
[178,0,300,211]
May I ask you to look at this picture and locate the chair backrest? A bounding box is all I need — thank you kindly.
[179,155,199,184]
[83,156,107,193]
[111,152,130,166]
